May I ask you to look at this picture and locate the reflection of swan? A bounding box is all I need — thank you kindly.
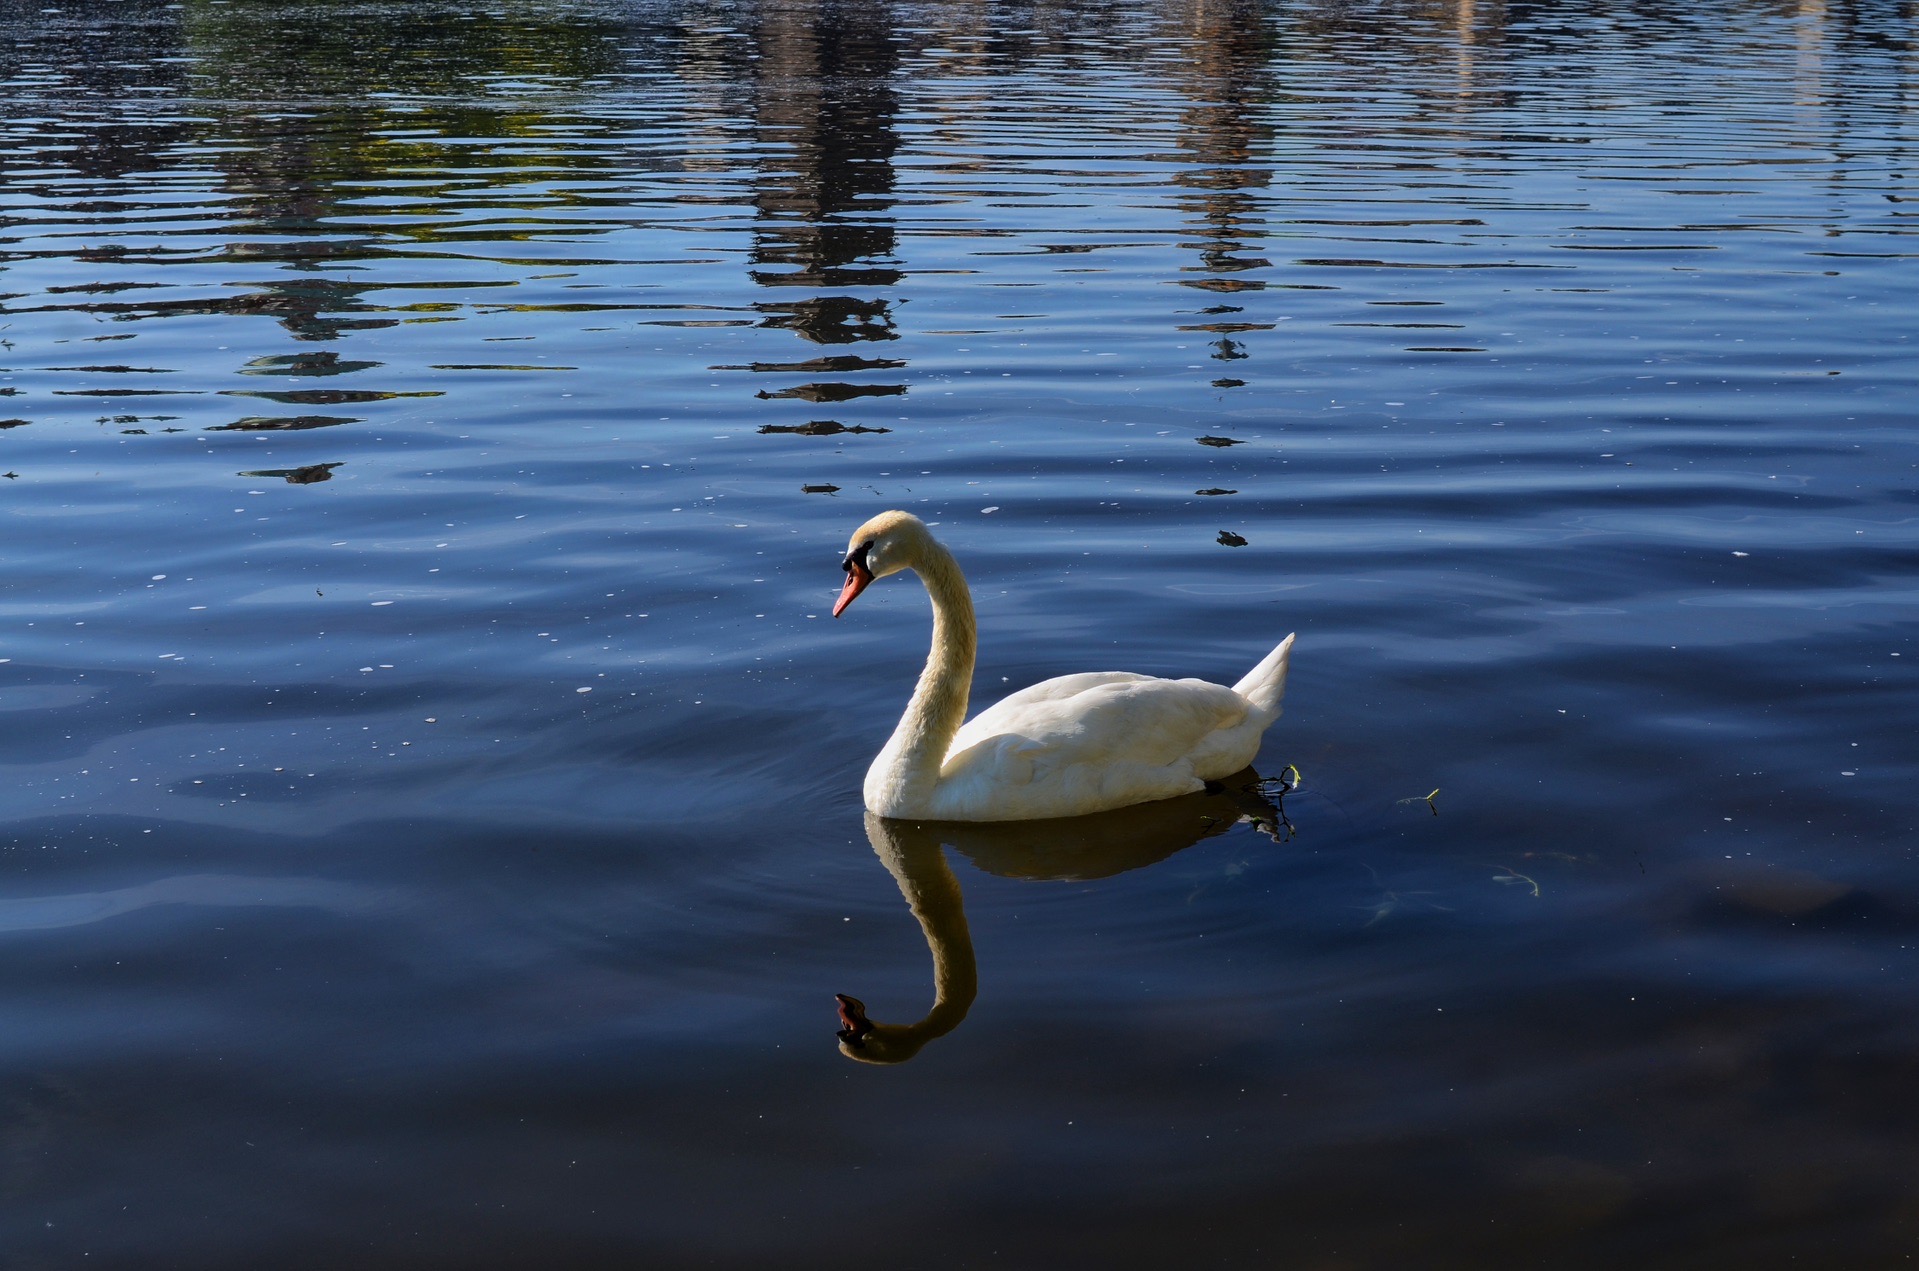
[832,511,1295,821]
[836,812,978,1066]
[837,773,1288,1064]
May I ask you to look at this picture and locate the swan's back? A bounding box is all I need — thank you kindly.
[930,668,1269,821]
[947,672,1245,766]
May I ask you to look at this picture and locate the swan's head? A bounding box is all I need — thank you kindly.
[834,992,936,1065]
[834,509,931,618]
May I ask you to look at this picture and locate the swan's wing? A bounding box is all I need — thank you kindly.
[948,671,1152,754]
[933,675,1252,820]
[945,675,1248,777]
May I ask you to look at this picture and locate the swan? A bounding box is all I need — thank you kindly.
[832,510,1295,821]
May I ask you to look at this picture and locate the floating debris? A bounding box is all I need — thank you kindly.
[208,415,358,432]
[1196,488,1237,496]
[0,419,27,430]
[241,463,343,485]
[757,420,891,436]
[1217,530,1248,547]
[45,364,173,373]
[1196,435,1243,447]
[800,483,841,495]
[1395,788,1441,815]
[757,383,906,403]
[54,388,198,396]
[222,388,439,405]
[1181,278,1264,293]
[710,355,905,373]
[1211,378,1246,388]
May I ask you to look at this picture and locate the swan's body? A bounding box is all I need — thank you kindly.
[834,511,1294,822]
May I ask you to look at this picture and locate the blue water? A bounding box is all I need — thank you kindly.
[1,0,1915,1264]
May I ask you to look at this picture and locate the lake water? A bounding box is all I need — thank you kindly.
[2,0,1915,1265]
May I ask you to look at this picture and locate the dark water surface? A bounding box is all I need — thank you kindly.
[3,0,1917,1265]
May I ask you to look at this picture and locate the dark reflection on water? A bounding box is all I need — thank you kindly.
[2,0,1917,1266]
[840,773,1288,1064]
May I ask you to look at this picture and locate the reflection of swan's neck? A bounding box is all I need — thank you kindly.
[842,814,978,1065]
[864,540,976,816]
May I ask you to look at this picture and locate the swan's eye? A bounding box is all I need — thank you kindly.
[843,540,874,573]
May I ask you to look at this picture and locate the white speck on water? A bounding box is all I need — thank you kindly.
[151,574,166,580]
[1732,551,1749,557]
[1842,770,1856,776]
[371,601,393,606]
[981,506,1000,514]
[576,687,592,693]
[359,667,373,673]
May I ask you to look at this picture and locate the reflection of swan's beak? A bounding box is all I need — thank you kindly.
[835,993,874,1047]
[833,560,873,617]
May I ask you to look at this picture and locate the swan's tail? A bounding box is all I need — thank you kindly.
[1232,632,1295,725]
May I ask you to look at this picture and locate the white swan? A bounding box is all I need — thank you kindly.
[833,511,1294,821]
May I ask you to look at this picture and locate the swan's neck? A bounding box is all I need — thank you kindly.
[885,827,978,1041]
[855,816,979,1062]
[866,541,976,817]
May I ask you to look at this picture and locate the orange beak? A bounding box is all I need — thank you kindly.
[833,559,873,617]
